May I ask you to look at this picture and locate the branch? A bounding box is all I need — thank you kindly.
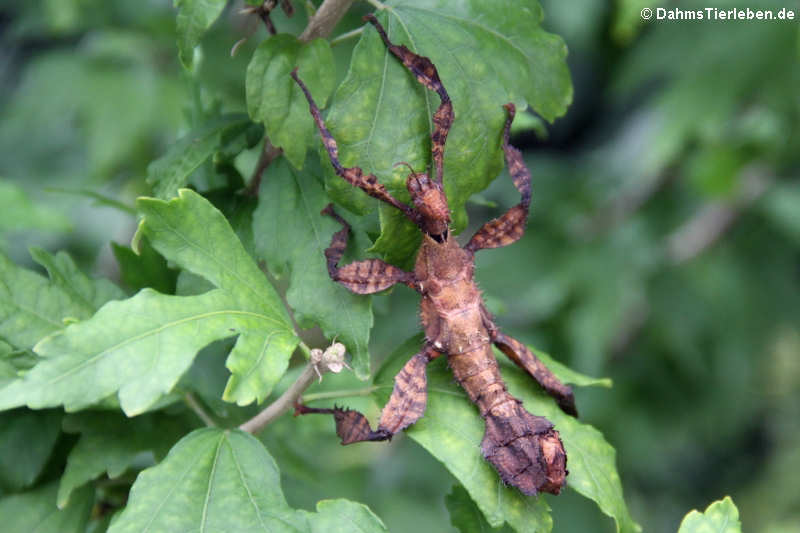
[299,0,355,42]
[572,170,675,239]
[245,138,283,196]
[666,165,771,264]
[239,342,350,434]
[184,392,217,427]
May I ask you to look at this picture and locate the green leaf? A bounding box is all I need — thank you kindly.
[446,484,510,533]
[373,335,638,533]
[303,499,388,533]
[677,497,742,533]
[322,3,572,261]
[3,192,296,413]
[0,482,93,533]
[0,179,69,234]
[0,250,118,350]
[246,36,335,169]
[0,289,239,415]
[30,247,125,314]
[523,347,612,388]
[0,408,62,490]
[136,189,299,404]
[254,159,373,379]
[57,411,189,508]
[146,114,251,199]
[108,428,386,533]
[111,238,177,294]
[175,0,228,69]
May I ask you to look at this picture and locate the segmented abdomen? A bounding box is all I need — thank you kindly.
[448,344,567,495]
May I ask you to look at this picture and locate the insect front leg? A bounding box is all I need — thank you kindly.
[322,205,417,293]
[466,103,532,252]
[492,331,577,416]
[365,15,453,186]
[296,345,439,444]
[291,70,417,222]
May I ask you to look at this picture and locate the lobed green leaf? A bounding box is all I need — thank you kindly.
[0,289,239,415]
[254,159,373,379]
[174,0,228,69]
[0,409,62,491]
[108,428,386,533]
[0,250,120,351]
[0,179,70,235]
[136,189,299,404]
[0,482,93,533]
[446,483,511,533]
[146,114,252,199]
[246,36,335,169]
[57,412,189,508]
[677,497,742,533]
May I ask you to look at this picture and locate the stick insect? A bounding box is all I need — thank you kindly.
[291,15,577,496]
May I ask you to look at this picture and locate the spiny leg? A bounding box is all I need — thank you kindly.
[322,204,416,293]
[296,345,439,444]
[365,14,453,186]
[291,70,417,222]
[492,331,577,416]
[466,103,532,253]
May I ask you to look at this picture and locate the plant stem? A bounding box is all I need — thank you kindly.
[298,341,312,359]
[364,0,389,11]
[239,363,318,434]
[239,342,349,434]
[302,385,380,402]
[330,26,364,46]
[299,0,355,42]
[184,392,217,427]
[245,138,282,196]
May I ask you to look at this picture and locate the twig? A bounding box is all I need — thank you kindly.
[572,170,675,239]
[245,138,283,196]
[365,0,389,10]
[239,342,349,434]
[302,385,379,402]
[666,165,771,264]
[299,0,355,41]
[184,392,217,427]
[330,26,365,46]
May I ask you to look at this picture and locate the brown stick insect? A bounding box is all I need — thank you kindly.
[291,15,577,496]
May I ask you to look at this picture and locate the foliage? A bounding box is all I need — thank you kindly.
[677,497,741,533]
[0,0,796,532]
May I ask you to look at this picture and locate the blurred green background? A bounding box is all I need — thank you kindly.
[1,1,798,532]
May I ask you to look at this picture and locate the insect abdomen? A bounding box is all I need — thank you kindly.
[448,344,567,495]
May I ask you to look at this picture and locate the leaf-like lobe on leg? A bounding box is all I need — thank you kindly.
[335,259,414,294]
[295,404,390,444]
[466,103,533,253]
[481,403,567,495]
[321,204,415,294]
[378,350,434,433]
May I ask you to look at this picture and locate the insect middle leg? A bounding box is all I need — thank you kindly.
[466,103,532,252]
[322,204,417,294]
[296,344,439,444]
